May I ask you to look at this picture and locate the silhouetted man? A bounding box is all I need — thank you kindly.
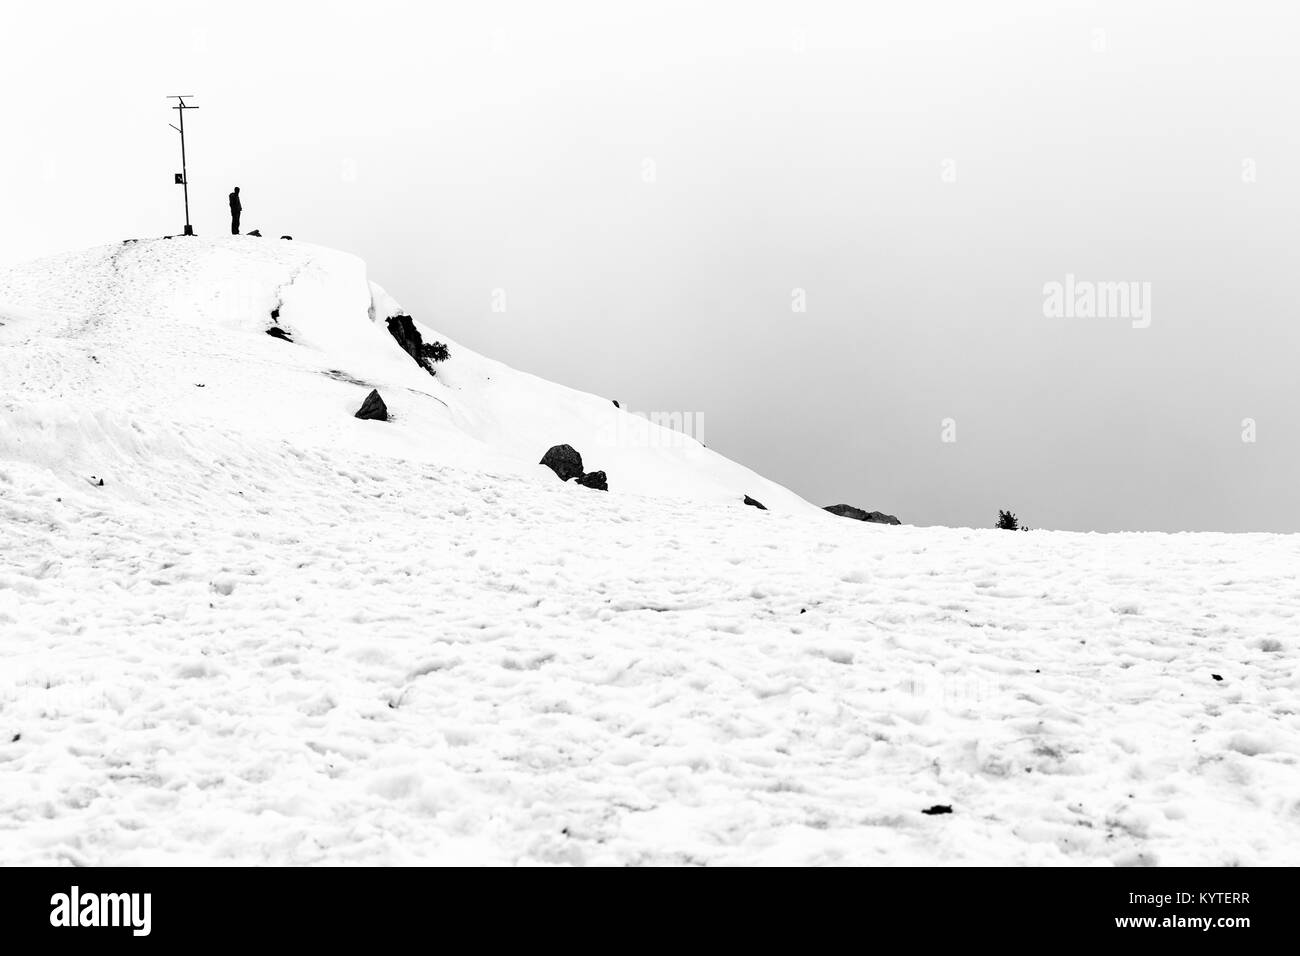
[229,186,242,235]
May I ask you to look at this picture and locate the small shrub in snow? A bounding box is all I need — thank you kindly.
[996,510,1019,531]
[420,341,450,363]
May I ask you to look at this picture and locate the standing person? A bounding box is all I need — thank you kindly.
[229,187,242,235]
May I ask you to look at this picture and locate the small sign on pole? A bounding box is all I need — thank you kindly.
[174,173,185,184]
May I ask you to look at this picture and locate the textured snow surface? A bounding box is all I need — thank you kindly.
[2,238,1299,865]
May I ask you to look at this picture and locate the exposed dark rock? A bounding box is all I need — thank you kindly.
[743,495,767,510]
[540,444,584,482]
[247,229,262,237]
[87,475,104,487]
[538,445,606,490]
[266,327,292,341]
[122,239,138,244]
[271,308,280,322]
[824,503,901,525]
[1212,674,1223,681]
[612,399,620,408]
[384,315,446,375]
[825,503,864,519]
[922,805,953,815]
[280,235,293,240]
[386,315,425,369]
[354,389,388,421]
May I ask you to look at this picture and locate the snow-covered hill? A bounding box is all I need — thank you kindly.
[0,236,814,513]
[2,237,1298,866]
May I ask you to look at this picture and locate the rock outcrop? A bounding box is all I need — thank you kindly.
[743,495,767,510]
[824,504,900,525]
[354,389,388,421]
[540,445,608,490]
[540,444,584,482]
[384,315,448,376]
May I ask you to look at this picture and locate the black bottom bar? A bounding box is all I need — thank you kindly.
[0,866,1285,946]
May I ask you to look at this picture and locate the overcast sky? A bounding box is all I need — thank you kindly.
[3,1,1298,531]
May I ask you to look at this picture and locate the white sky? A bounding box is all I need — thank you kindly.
[3,0,1298,531]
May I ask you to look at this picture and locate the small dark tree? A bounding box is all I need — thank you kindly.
[420,341,450,363]
[996,509,1019,531]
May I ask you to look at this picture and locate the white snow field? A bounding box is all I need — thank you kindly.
[2,237,1298,866]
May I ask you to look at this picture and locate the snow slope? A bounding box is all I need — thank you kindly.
[0,237,813,513]
[2,237,1299,866]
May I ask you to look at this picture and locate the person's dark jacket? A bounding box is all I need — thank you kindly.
[229,191,241,213]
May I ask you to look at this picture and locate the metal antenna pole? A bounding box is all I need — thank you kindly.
[168,95,199,235]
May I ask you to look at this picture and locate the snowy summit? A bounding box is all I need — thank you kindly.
[1,236,1298,865]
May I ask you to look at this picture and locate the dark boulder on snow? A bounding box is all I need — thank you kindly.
[538,446,607,490]
[354,389,388,421]
[922,805,953,815]
[540,444,584,482]
[280,235,293,240]
[824,503,901,525]
[612,399,620,408]
[247,229,262,237]
[743,495,767,510]
[265,327,292,341]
